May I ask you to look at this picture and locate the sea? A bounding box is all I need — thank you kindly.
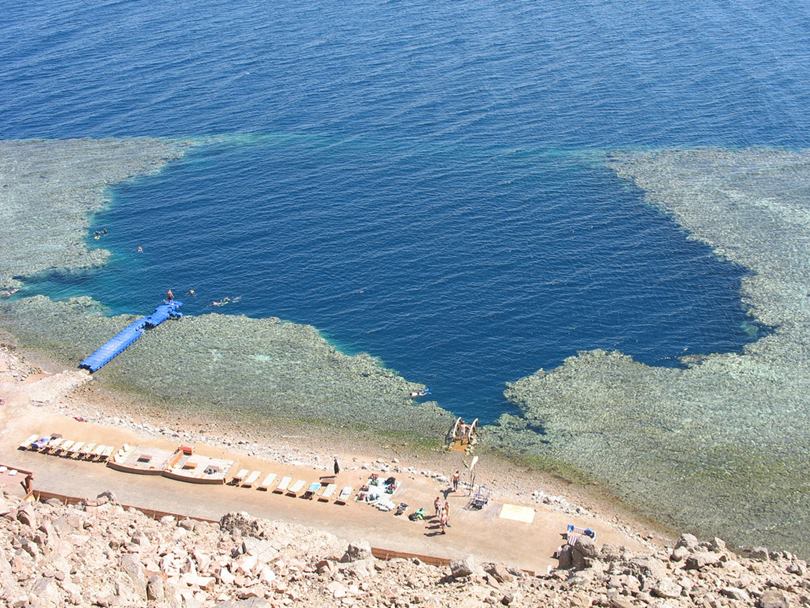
[3,0,809,425]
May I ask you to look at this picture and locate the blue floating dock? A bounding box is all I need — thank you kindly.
[79,300,183,373]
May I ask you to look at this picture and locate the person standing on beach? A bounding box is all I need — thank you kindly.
[451,469,460,492]
[434,495,442,518]
[333,457,340,476]
[439,509,448,534]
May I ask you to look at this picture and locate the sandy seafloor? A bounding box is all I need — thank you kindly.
[1,138,808,557]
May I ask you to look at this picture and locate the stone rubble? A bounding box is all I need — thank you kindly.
[1,493,807,608]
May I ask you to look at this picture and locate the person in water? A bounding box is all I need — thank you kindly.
[166,289,174,301]
[136,245,143,253]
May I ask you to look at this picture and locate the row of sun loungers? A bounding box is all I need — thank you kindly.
[18,435,114,462]
[19,434,355,504]
[229,468,352,504]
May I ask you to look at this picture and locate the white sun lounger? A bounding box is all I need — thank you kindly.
[302,481,322,499]
[68,442,84,457]
[274,476,292,494]
[79,443,96,458]
[258,473,277,491]
[55,440,74,455]
[242,470,261,488]
[318,483,337,502]
[44,438,64,454]
[94,445,113,462]
[91,445,105,460]
[231,469,249,485]
[287,480,306,496]
[336,486,353,505]
[18,434,39,450]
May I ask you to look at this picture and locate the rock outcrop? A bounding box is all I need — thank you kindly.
[0,493,808,607]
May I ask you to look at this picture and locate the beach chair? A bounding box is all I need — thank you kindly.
[302,481,321,499]
[90,445,105,461]
[242,470,261,488]
[98,446,113,462]
[258,473,277,492]
[566,523,596,541]
[32,436,51,451]
[318,483,336,502]
[111,448,125,464]
[79,443,96,459]
[286,479,306,497]
[68,442,84,458]
[44,438,64,454]
[18,434,39,450]
[274,476,292,494]
[336,486,352,505]
[55,440,74,456]
[231,469,249,485]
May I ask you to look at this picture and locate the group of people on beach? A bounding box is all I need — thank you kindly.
[431,469,462,534]
[433,495,451,534]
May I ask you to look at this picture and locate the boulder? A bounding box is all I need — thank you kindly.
[31,576,61,607]
[450,555,478,579]
[557,545,573,569]
[327,581,348,598]
[488,563,514,584]
[674,533,699,551]
[670,546,689,562]
[572,548,587,571]
[146,575,165,601]
[120,555,147,597]
[709,537,727,552]
[96,490,118,504]
[220,512,274,539]
[758,589,789,608]
[685,552,721,570]
[599,544,624,563]
[721,587,751,602]
[242,537,278,562]
[341,540,373,563]
[651,577,683,599]
[16,505,36,528]
[573,536,598,559]
[180,573,215,591]
[628,557,668,580]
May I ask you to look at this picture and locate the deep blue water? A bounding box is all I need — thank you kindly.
[4,0,808,421]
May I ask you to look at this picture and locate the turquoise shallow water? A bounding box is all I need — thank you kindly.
[4,2,808,419]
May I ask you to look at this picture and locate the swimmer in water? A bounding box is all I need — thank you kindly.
[136,245,144,253]
[186,288,196,297]
[166,289,175,301]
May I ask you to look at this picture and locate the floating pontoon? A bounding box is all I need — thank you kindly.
[79,300,183,372]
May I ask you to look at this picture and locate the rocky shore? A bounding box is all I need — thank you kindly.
[1,492,807,608]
